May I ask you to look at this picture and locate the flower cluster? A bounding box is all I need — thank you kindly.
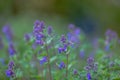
[1,20,120,80]
[47,26,53,36]
[73,69,78,75]
[8,43,16,56]
[33,20,45,45]
[6,61,15,78]
[2,24,13,42]
[105,29,118,43]
[40,56,47,65]
[87,72,92,80]
[105,29,118,51]
[58,62,65,69]
[67,24,80,46]
[58,35,70,53]
[85,57,98,72]
[84,57,98,79]
[24,33,31,42]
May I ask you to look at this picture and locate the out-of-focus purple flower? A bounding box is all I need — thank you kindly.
[68,24,75,30]
[74,28,80,36]
[85,57,98,72]
[59,34,71,54]
[87,72,91,80]
[8,61,15,69]
[105,29,112,37]
[58,62,65,69]
[58,44,68,54]
[6,69,14,77]
[105,44,110,51]
[35,39,44,46]
[92,38,99,49]
[79,50,85,58]
[36,33,45,39]
[84,66,91,71]
[0,36,4,49]
[47,26,53,35]
[58,47,65,53]
[24,33,31,42]
[67,33,79,44]
[67,28,80,46]
[73,69,78,75]
[32,43,37,50]
[105,29,118,43]
[60,35,66,44]
[87,57,94,65]
[40,56,47,65]
[8,43,16,56]
[2,24,13,42]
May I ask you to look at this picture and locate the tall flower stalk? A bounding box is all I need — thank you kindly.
[66,53,69,79]
[58,35,71,79]
[45,43,52,80]
[33,20,52,80]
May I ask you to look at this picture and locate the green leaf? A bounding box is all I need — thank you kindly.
[68,61,76,70]
[47,37,53,44]
[50,56,57,63]
[113,78,120,80]
[109,66,120,71]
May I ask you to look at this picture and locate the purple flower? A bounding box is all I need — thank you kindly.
[58,46,67,54]
[24,33,31,42]
[60,35,66,43]
[58,47,64,53]
[33,20,45,45]
[33,20,45,35]
[87,57,94,65]
[79,50,85,58]
[6,69,14,77]
[87,72,91,80]
[2,24,13,42]
[73,69,78,75]
[68,24,75,30]
[74,28,80,36]
[40,56,47,65]
[35,39,44,46]
[32,43,37,50]
[105,44,110,51]
[84,66,91,71]
[8,43,16,56]
[85,57,98,72]
[105,29,118,43]
[8,61,15,69]
[67,29,80,45]
[47,26,53,35]
[105,29,112,37]
[58,62,65,69]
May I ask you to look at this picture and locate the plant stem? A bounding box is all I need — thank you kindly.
[66,53,69,80]
[45,44,52,80]
[51,40,56,55]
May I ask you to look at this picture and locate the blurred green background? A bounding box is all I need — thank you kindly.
[0,0,120,37]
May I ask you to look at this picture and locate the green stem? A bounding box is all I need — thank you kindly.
[66,53,69,80]
[51,40,56,55]
[45,44,52,80]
